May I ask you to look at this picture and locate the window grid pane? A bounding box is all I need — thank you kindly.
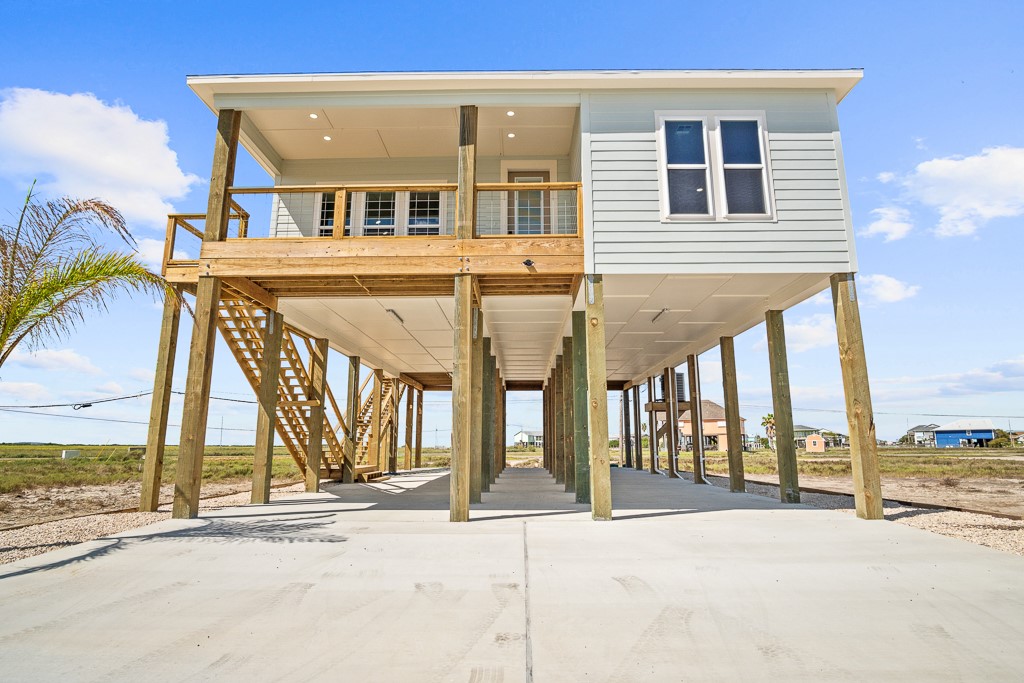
[720,120,763,164]
[408,191,440,227]
[364,192,396,227]
[665,120,705,165]
[723,169,766,214]
[667,169,709,215]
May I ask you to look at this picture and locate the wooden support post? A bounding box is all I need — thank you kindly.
[664,367,680,478]
[369,370,384,473]
[139,286,182,512]
[622,388,633,469]
[720,337,745,492]
[687,355,707,484]
[481,338,494,493]
[543,384,551,471]
[563,335,576,494]
[831,273,884,520]
[343,355,360,483]
[553,354,565,484]
[251,310,284,503]
[501,385,507,471]
[414,388,424,469]
[572,310,590,504]
[766,310,800,504]
[470,308,484,503]
[304,337,328,493]
[172,108,240,520]
[388,380,399,473]
[457,105,478,240]
[584,275,612,520]
[494,373,504,478]
[647,377,658,474]
[632,385,644,471]
[403,381,414,470]
[451,273,473,521]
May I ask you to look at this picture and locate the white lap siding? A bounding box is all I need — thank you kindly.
[584,91,855,275]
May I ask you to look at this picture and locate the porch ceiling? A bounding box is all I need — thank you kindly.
[241,106,577,165]
[275,272,829,388]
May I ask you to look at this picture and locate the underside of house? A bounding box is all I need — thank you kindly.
[139,69,884,523]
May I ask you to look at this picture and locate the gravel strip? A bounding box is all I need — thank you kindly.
[699,473,1024,557]
[0,483,306,566]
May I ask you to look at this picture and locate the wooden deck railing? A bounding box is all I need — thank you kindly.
[163,181,582,270]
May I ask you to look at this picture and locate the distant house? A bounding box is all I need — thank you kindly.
[793,425,847,448]
[907,423,940,447]
[934,419,995,448]
[678,400,746,451]
[513,430,544,447]
[805,434,826,453]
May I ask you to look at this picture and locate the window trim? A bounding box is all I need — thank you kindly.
[655,110,776,223]
[314,184,450,237]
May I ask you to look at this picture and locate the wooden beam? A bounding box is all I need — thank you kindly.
[451,273,473,521]
[403,381,414,470]
[457,105,478,240]
[647,377,658,475]
[343,355,360,483]
[251,310,284,503]
[572,311,591,504]
[304,337,328,492]
[388,379,399,473]
[563,335,575,494]
[470,308,484,503]
[664,368,680,479]
[172,108,241,519]
[221,276,277,310]
[414,388,424,468]
[687,355,708,484]
[481,338,494,491]
[720,336,745,493]
[398,373,425,392]
[632,385,644,471]
[584,275,612,520]
[369,370,383,473]
[139,286,182,512]
[831,273,883,520]
[494,372,504,479]
[766,310,800,504]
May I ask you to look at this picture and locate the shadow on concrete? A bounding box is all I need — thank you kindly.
[0,513,346,582]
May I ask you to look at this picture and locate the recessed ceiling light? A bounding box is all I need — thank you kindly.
[323,135,332,141]
[309,113,319,119]
[506,111,515,117]
[507,133,516,138]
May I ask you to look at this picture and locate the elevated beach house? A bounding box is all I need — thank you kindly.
[140,69,883,522]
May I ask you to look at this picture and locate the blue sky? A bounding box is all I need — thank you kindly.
[0,0,1021,445]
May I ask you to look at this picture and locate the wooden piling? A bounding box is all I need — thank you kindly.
[470,308,484,503]
[481,337,494,492]
[251,310,284,503]
[553,354,565,484]
[450,273,473,521]
[766,310,800,504]
[584,275,612,520]
[647,377,658,474]
[664,367,680,478]
[172,108,240,520]
[343,355,360,483]
[403,380,414,470]
[720,337,745,492]
[304,337,328,493]
[572,310,591,504]
[563,335,576,494]
[414,388,424,469]
[687,354,707,484]
[632,385,644,471]
[831,273,884,520]
[140,285,182,512]
[369,370,384,472]
[622,388,633,469]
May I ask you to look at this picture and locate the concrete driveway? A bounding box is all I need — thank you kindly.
[1,467,1022,681]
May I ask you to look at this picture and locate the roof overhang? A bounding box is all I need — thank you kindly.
[188,68,864,111]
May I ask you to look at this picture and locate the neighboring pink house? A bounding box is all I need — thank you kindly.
[679,400,746,451]
[805,433,826,453]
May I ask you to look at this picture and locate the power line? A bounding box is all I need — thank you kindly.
[0,407,256,432]
[0,390,256,411]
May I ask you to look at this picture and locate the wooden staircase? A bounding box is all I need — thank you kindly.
[215,295,407,484]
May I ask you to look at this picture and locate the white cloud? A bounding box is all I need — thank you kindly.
[0,88,200,231]
[95,381,125,394]
[754,313,835,353]
[913,137,928,151]
[8,348,101,374]
[875,356,1024,401]
[876,171,896,184]
[128,367,156,384]
[903,146,1024,237]
[859,206,914,242]
[0,381,49,401]
[859,274,920,303]
[809,290,831,306]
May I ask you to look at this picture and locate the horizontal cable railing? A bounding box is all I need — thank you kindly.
[475,182,581,238]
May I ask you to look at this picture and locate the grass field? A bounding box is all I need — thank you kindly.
[0,444,302,495]
[647,448,1024,480]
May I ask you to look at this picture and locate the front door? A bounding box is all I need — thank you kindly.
[507,171,550,235]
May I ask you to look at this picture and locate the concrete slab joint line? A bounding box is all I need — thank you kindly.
[523,521,534,683]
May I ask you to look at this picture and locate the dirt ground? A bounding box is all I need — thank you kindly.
[739,473,1024,518]
[0,478,301,530]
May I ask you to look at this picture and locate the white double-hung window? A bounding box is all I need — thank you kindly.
[656,112,773,221]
